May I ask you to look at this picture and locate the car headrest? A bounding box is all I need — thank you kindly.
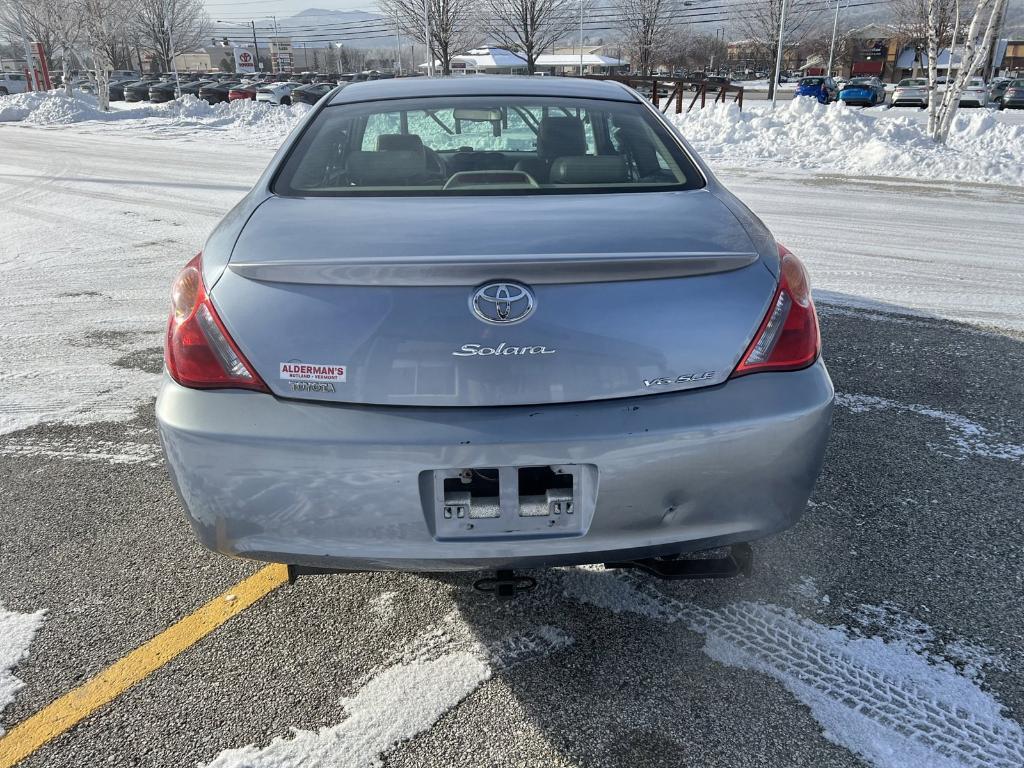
[376,133,424,153]
[549,156,629,185]
[537,117,586,159]
[346,150,426,185]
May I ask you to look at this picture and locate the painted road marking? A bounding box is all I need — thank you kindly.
[0,564,288,768]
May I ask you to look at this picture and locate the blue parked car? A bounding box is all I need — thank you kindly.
[796,76,839,104]
[838,77,887,106]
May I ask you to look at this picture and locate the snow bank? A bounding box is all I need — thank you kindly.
[0,91,310,146]
[672,97,1024,186]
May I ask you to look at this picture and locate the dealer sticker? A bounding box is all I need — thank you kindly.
[279,362,347,383]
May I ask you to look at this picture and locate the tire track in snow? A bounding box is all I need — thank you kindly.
[561,569,1024,768]
[200,616,572,768]
[835,392,1024,462]
[0,604,45,737]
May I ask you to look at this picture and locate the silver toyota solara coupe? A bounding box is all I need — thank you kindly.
[157,76,833,585]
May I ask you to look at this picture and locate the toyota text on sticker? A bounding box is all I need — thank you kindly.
[280,362,347,382]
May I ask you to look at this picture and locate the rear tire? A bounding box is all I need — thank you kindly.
[0,87,8,96]
[281,96,291,106]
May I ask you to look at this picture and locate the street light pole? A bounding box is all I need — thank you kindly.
[827,0,842,77]
[165,0,181,98]
[579,0,584,76]
[770,0,789,110]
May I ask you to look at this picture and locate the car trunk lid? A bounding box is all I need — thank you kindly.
[210,190,777,406]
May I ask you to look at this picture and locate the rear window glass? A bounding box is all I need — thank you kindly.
[898,79,927,87]
[800,78,824,86]
[273,95,704,196]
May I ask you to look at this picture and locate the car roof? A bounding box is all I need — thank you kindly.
[328,75,638,105]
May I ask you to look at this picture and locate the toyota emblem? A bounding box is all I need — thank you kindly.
[470,282,535,324]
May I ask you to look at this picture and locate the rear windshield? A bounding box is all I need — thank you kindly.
[1012,80,1024,87]
[800,78,824,86]
[273,95,704,196]
[898,79,927,87]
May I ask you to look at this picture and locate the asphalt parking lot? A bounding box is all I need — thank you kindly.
[1,302,1022,767]
[1,128,1023,768]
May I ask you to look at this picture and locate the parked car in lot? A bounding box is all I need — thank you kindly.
[199,80,241,104]
[892,77,929,107]
[989,77,1011,106]
[256,81,302,105]
[796,76,839,103]
[956,77,989,107]
[124,78,163,102]
[290,81,337,105]
[0,72,30,95]
[157,76,833,584]
[228,82,260,101]
[838,76,886,106]
[1000,79,1024,109]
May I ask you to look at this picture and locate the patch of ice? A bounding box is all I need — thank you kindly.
[672,98,1024,186]
[201,621,572,767]
[561,570,1024,768]
[0,604,45,736]
[834,393,1024,462]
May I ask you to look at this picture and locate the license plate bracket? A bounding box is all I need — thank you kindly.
[427,464,594,540]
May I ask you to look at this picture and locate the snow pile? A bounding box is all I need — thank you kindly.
[0,91,310,146]
[1,603,45,736]
[672,97,1024,186]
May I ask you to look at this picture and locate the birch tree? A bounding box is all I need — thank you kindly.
[80,0,131,109]
[0,0,83,93]
[377,0,478,74]
[926,0,1007,142]
[483,0,583,74]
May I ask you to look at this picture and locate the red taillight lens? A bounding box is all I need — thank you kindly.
[731,245,820,378]
[164,254,269,392]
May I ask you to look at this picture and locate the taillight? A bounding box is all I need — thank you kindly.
[731,245,820,377]
[164,254,269,392]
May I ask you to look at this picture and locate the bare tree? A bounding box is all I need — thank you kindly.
[483,0,583,74]
[734,0,820,95]
[927,0,1008,142]
[134,0,209,72]
[612,0,678,76]
[378,0,478,74]
[0,0,85,93]
[685,31,728,73]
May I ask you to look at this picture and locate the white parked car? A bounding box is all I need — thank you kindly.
[0,72,30,96]
[255,81,301,105]
[892,77,929,108]
[958,77,989,107]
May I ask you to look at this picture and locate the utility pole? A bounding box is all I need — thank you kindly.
[771,0,789,109]
[393,12,402,75]
[827,0,843,77]
[251,20,261,71]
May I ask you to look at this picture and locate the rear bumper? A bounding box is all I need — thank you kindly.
[156,360,834,572]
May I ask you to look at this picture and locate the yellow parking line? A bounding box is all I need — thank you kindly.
[0,563,289,768]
